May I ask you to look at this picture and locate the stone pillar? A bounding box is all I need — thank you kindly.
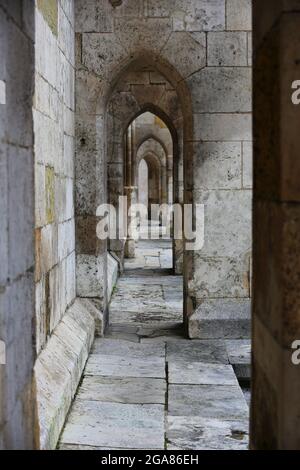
[167,153,173,205]
[124,186,138,258]
[124,123,138,257]
[161,163,168,205]
[251,0,300,449]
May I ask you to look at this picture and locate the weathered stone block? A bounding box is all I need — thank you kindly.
[193,189,252,257]
[193,113,252,141]
[45,166,55,224]
[208,32,248,66]
[107,253,118,302]
[35,298,95,449]
[76,254,105,298]
[242,141,253,189]
[58,219,75,262]
[114,17,171,55]
[58,3,75,66]
[188,67,252,113]
[226,0,252,31]
[173,0,225,32]
[189,299,251,339]
[194,142,242,190]
[191,256,250,299]
[161,32,206,79]
[75,0,114,33]
[82,32,127,81]
[37,0,58,36]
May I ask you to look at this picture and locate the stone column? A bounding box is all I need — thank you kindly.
[251,0,300,449]
[124,123,137,258]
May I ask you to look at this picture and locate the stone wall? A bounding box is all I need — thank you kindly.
[34,0,76,354]
[0,1,37,449]
[75,0,253,336]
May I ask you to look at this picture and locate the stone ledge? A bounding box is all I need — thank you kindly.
[189,299,251,340]
[35,298,97,449]
[107,252,119,302]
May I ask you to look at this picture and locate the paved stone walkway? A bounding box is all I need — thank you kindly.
[59,237,250,450]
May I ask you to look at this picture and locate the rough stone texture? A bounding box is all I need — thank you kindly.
[207,32,248,66]
[60,401,165,449]
[226,0,252,31]
[34,0,76,358]
[189,299,251,339]
[167,416,249,450]
[35,299,95,450]
[169,362,239,385]
[60,238,249,450]
[0,1,37,450]
[77,376,166,404]
[75,0,253,337]
[168,384,249,420]
[167,339,228,364]
[107,253,118,301]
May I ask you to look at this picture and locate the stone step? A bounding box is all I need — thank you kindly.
[225,339,251,382]
[189,299,251,340]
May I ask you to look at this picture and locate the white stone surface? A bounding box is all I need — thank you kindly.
[167,416,249,450]
[35,298,95,450]
[0,79,6,104]
[169,362,239,385]
[77,376,166,404]
[60,401,165,449]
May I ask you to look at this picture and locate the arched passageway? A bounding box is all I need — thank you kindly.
[5,0,300,453]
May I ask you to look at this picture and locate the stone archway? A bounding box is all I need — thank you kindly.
[76,50,194,330]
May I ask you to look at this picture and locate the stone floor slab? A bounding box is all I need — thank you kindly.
[92,338,165,358]
[168,384,249,420]
[85,354,166,378]
[167,340,228,364]
[77,376,166,404]
[167,416,249,450]
[60,400,165,449]
[168,362,239,386]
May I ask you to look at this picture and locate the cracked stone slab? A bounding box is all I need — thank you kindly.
[167,416,249,450]
[85,354,166,379]
[168,385,249,420]
[77,376,166,404]
[167,340,228,364]
[60,400,165,449]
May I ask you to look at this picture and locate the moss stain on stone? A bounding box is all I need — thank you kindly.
[46,166,55,224]
[37,0,58,37]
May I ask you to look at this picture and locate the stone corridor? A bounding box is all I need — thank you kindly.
[59,237,250,450]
